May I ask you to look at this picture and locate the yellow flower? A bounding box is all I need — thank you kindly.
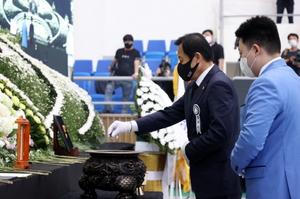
[25,109,34,117]
[10,108,16,115]
[4,89,12,97]
[33,116,41,124]
[37,126,46,134]
[11,96,20,106]
[44,135,50,145]
[19,103,26,110]
[0,83,4,89]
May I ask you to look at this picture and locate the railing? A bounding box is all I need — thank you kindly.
[73,76,174,105]
[73,76,174,81]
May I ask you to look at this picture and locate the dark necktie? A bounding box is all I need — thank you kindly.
[192,83,198,97]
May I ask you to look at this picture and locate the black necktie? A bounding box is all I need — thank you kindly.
[192,83,198,97]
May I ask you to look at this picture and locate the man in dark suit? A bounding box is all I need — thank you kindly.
[108,33,242,199]
[276,0,294,23]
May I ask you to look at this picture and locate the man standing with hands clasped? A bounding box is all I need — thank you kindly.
[231,16,300,199]
[108,33,242,199]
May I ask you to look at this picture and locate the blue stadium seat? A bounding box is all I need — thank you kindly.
[73,60,93,73]
[112,94,123,113]
[93,72,111,76]
[95,59,112,73]
[145,40,166,59]
[88,81,105,112]
[167,40,177,55]
[73,72,91,91]
[144,52,165,59]
[168,51,178,71]
[112,85,135,114]
[114,87,123,95]
[146,40,166,52]
[144,59,162,76]
[134,40,144,57]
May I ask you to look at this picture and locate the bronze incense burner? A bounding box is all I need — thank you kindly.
[79,150,146,199]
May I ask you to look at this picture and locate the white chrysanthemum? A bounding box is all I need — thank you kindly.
[4,139,9,146]
[149,86,157,94]
[140,110,147,117]
[156,98,165,107]
[141,78,151,87]
[154,95,161,103]
[137,98,143,106]
[150,131,159,139]
[148,109,157,114]
[153,103,162,111]
[147,93,155,101]
[1,117,14,136]
[141,103,151,112]
[0,140,5,148]
[166,127,174,133]
[141,93,149,101]
[139,81,146,87]
[13,109,25,119]
[0,92,13,108]
[159,128,167,136]
[168,141,175,150]
[136,89,143,97]
[159,137,166,146]
[172,141,180,150]
[145,101,155,109]
[164,132,174,143]
[0,103,11,117]
[141,87,149,93]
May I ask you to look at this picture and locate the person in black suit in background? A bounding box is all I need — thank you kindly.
[276,0,294,23]
[107,33,242,199]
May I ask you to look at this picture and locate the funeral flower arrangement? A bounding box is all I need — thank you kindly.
[0,30,105,167]
[131,64,184,154]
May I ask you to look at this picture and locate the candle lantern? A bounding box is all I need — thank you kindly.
[14,116,30,169]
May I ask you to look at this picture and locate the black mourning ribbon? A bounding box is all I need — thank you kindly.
[192,83,198,97]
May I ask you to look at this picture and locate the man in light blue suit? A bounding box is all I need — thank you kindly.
[231,16,300,199]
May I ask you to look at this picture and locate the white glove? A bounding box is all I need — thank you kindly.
[239,170,245,178]
[181,141,190,166]
[108,121,131,138]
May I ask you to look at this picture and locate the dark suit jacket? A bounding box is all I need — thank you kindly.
[136,65,241,198]
[276,0,294,5]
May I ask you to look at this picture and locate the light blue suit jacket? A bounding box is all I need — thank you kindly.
[231,58,300,199]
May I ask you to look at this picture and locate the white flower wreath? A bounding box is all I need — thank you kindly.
[132,64,187,154]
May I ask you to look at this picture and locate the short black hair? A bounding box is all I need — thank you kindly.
[288,33,299,40]
[235,16,281,55]
[123,34,133,42]
[202,29,213,35]
[174,33,213,61]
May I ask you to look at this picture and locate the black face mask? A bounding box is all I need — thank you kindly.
[125,43,133,49]
[177,59,199,81]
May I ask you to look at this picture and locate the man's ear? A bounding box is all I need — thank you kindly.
[194,52,202,62]
[253,44,261,55]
